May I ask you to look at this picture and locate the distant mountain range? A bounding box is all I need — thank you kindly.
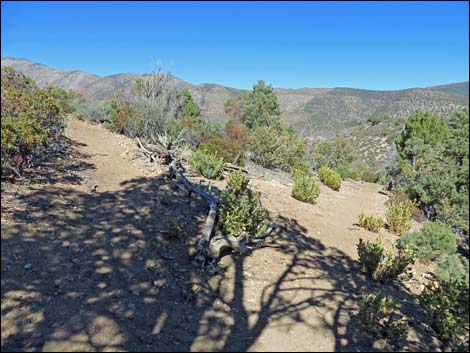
[2,57,468,134]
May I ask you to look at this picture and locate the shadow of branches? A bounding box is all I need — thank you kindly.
[1,169,442,351]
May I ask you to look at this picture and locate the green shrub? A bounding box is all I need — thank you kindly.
[290,161,312,178]
[367,115,386,126]
[420,268,469,349]
[357,213,384,232]
[178,89,201,118]
[225,80,281,130]
[386,198,415,235]
[188,149,224,179]
[311,137,357,171]
[1,67,69,177]
[248,126,305,171]
[374,243,415,284]
[70,95,106,123]
[357,237,384,277]
[400,221,457,261]
[359,166,380,183]
[394,109,469,234]
[435,254,469,287]
[357,236,415,283]
[225,169,249,192]
[220,171,268,237]
[199,134,245,166]
[358,293,409,348]
[318,165,342,191]
[292,175,320,204]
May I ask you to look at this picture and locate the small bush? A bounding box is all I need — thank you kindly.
[400,221,457,261]
[386,198,415,235]
[188,149,224,179]
[70,95,106,123]
[199,134,245,166]
[358,293,409,348]
[357,236,415,283]
[435,254,469,287]
[220,171,268,237]
[318,165,342,191]
[292,174,320,204]
[226,169,249,192]
[374,243,415,284]
[420,264,469,349]
[367,115,386,126]
[1,67,69,177]
[248,126,305,171]
[357,213,384,232]
[225,120,248,143]
[290,161,312,178]
[357,237,384,277]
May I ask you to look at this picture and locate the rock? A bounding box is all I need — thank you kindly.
[422,272,434,280]
[127,303,136,310]
[23,263,32,270]
[371,339,387,350]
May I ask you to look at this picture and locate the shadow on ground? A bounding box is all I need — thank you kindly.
[1,158,442,352]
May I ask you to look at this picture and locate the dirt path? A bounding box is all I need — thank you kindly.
[1,118,439,352]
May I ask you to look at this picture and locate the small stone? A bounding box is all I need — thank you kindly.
[371,339,387,350]
[128,303,136,310]
[24,263,32,270]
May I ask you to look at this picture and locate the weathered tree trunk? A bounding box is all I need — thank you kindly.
[137,138,275,264]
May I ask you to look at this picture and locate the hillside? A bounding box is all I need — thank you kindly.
[2,57,468,132]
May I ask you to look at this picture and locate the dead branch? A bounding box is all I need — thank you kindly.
[162,153,275,265]
[205,223,277,259]
[223,163,248,174]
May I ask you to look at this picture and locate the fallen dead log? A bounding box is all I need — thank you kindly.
[136,140,276,265]
[204,223,277,260]
[136,137,181,164]
[223,163,248,174]
[167,159,275,266]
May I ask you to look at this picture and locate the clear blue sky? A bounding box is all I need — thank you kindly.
[2,1,469,90]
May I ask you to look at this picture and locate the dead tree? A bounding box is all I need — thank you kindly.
[137,138,276,265]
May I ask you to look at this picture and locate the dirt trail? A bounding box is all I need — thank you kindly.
[1,118,438,352]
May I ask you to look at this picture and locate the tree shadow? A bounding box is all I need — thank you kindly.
[1,167,443,351]
[186,215,443,352]
[22,136,95,185]
[1,172,221,351]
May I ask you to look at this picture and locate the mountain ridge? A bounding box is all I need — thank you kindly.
[2,57,468,130]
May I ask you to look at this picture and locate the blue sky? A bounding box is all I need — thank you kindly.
[1,1,469,90]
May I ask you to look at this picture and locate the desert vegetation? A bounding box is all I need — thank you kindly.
[357,235,415,283]
[1,67,73,179]
[357,213,384,233]
[1,66,468,352]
